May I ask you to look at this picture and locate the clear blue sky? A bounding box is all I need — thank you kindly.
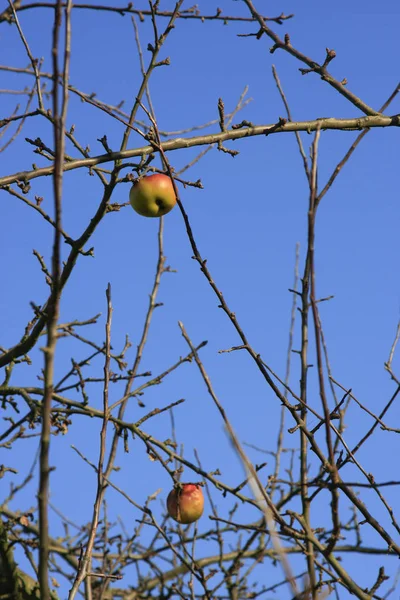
[1,1,400,598]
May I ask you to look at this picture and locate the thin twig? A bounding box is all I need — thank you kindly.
[270,243,299,498]
[7,0,44,109]
[68,285,113,599]
[272,65,310,180]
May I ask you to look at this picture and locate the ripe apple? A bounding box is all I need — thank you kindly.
[129,174,177,217]
[167,483,204,524]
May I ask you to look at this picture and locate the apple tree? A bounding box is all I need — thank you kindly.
[1,2,399,600]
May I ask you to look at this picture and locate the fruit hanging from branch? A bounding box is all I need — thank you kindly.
[129,173,177,217]
[167,483,204,524]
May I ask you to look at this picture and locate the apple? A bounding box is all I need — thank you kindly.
[129,174,177,217]
[167,483,204,524]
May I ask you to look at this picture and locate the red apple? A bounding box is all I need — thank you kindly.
[129,174,177,217]
[167,483,204,524]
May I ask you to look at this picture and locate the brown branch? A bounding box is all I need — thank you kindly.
[317,80,400,204]
[0,113,399,189]
[308,128,340,558]
[2,3,294,25]
[38,1,72,597]
[243,0,380,117]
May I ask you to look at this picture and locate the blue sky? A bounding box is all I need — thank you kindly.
[1,1,400,598]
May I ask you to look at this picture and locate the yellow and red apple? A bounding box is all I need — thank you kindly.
[129,174,176,217]
[167,483,204,524]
